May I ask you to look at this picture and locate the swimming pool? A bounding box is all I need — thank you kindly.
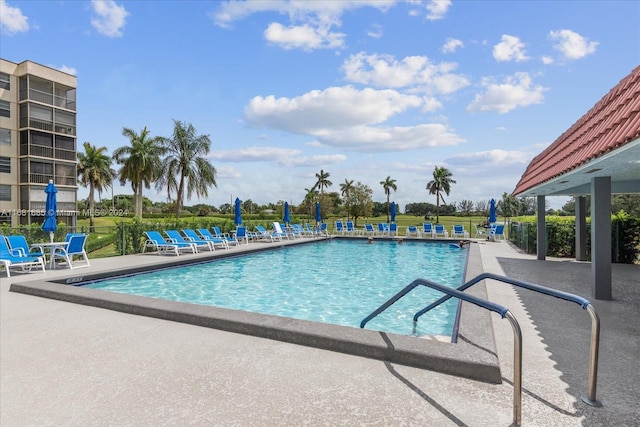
[84,239,468,337]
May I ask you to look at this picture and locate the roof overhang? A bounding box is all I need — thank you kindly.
[516,137,640,197]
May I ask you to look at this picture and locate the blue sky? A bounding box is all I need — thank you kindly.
[2,0,638,211]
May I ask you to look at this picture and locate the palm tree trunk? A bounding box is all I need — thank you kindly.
[436,190,440,223]
[176,174,186,219]
[386,194,390,223]
[88,184,95,232]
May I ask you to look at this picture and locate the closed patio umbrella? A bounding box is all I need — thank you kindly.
[390,201,396,223]
[42,180,57,243]
[234,197,242,225]
[283,201,291,225]
[489,199,497,223]
[315,202,322,225]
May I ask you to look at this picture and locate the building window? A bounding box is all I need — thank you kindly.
[0,157,10,173]
[0,184,10,201]
[0,100,9,118]
[0,72,9,90]
[0,128,10,146]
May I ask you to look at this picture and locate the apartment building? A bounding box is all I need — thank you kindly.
[0,58,77,228]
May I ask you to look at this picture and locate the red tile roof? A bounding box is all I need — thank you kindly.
[513,65,640,195]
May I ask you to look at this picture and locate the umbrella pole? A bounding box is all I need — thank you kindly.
[50,231,54,243]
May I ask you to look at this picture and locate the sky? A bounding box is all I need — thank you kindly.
[1,0,639,212]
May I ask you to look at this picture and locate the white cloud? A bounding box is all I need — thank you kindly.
[442,38,463,54]
[0,0,29,34]
[366,23,383,39]
[493,35,529,62]
[549,29,598,60]
[245,86,422,134]
[264,22,345,50]
[447,149,531,168]
[57,65,77,75]
[467,72,546,114]
[541,55,554,65]
[91,0,128,38]
[342,52,469,94]
[211,0,394,50]
[426,0,452,20]
[214,165,242,179]
[209,146,346,167]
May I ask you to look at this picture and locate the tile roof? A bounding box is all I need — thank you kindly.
[513,65,640,195]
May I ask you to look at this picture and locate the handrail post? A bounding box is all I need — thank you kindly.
[505,311,522,426]
[582,304,602,407]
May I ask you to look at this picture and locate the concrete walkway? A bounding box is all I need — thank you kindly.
[1,240,638,426]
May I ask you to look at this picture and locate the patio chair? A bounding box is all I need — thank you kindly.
[143,231,195,255]
[1,235,45,277]
[489,224,506,241]
[334,220,345,235]
[377,223,389,236]
[234,226,252,244]
[345,220,357,235]
[451,225,469,238]
[6,235,44,258]
[433,224,448,238]
[388,223,398,236]
[363,224,376,236]
[422,223,435,238]
[212,226,240,246]
[405,225,419,237]
[255,225,281,242]
[272,222,291,240]
[51,234,90,269]
[165,230,213,252]
[184,229,226,250]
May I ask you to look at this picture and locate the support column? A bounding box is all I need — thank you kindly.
[536,195,546,260]
[591,177,612,300]
[575,196,587,261]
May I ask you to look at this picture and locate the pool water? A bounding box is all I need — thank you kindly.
[85,239,468,336]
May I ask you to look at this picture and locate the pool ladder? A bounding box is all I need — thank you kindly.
[360,273,602,427]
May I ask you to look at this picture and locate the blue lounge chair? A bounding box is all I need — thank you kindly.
[183,229,225,250]
[194,228,231,249]
[490,224,506,241]
[212,226,240,246]
[377,223,389,236]
[272,222,290,240]
[452,225,468,238]
[143,231,195,255]
[405,225,419,237]
[317,223,328,236]
[421,223,435,238]
[345,221,357,235]
[51,234,90,269]
[1,235,45,277]
[234,226,251,244]
[334,220,345,235]
[166,230,213,252]
[6,235,44,258]
[255,225,281,242]
[434,224,448,238]
[363,224,375,236]
[388,223,398,236]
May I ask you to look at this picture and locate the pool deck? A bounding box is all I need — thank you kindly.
[1,237,639,426]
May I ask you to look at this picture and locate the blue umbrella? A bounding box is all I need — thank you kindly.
[283,201,291,225]
[234,197,242,225]
[390,201,396,223]
[489,199,497,223]
[42,180,58,242]
[315,202,322,224]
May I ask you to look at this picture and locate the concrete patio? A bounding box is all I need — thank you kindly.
[1,238,638,426]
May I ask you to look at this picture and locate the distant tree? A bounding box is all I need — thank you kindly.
[372,201,387,217]
[612,194,640,217]
[498,192,521,232]
[219,203,232,214]
[458,199,474,216]
[475,200,488,215]
[301,187,319,218]
[426,166,456,223]
[156,120,218,218]
[380,176,397,223]
[347,181,373,226]
[339,179,354,221]
[113,126,165,217]
[77,141,115,231]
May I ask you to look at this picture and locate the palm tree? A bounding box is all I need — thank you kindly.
[113,126,165,218]
[312,169,332,194]
[77,142,115,231]
[156,120,217,218]
[339,179,354,220]
[380,176,397,223]
[426,166,456,223]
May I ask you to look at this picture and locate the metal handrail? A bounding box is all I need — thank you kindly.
[362,278,523,426]
[412,272,601,407]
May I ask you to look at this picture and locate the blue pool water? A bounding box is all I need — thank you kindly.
[85,240,468,336]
